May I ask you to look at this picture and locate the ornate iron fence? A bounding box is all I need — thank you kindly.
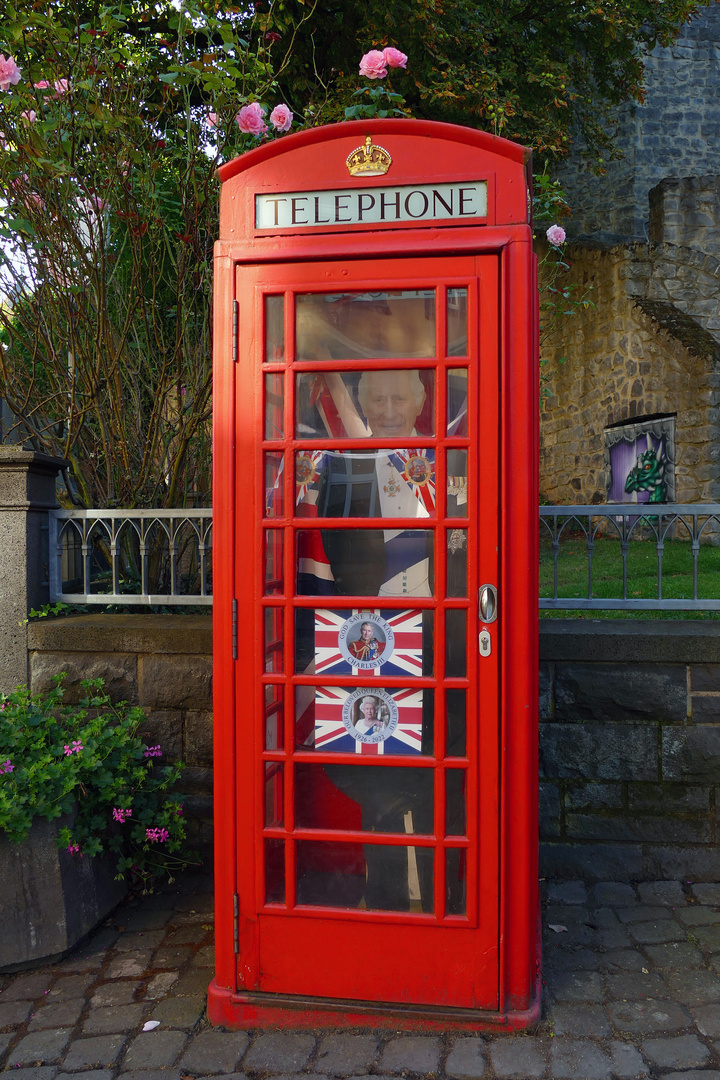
[48,510,212,606]
[47,504,720,610]
[540,504,720,610]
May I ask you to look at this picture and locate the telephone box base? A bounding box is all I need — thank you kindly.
[207,974,542,1032]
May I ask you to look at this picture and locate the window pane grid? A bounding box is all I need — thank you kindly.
[259,284,476,922]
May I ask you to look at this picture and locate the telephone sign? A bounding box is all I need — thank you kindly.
[210,119,539,1029]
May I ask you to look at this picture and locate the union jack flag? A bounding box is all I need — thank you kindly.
[314,686,424,755]
[314,608,424,677]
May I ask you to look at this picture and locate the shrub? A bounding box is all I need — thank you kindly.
[0,675,198,888]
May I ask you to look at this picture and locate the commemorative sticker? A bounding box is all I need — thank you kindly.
[402,453,434,487]
[337,611,394,670]
[341,687,399,744]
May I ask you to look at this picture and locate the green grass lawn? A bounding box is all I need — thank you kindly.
[539,533,720,619]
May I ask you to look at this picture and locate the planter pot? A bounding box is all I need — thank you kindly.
[0,815,127,972]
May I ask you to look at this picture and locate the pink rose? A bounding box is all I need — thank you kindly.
[269,103,293,132]
[383,47,407,69]
[235,102,267,136]
[33,80,49,90]
[21,109,36,123]
[546,224,566,247]
[53,78,69,97]
[0,55,21,92]
[206,111,218,128]
[359,50,387,80]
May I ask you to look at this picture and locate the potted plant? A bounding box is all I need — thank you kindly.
[0,675,197,970]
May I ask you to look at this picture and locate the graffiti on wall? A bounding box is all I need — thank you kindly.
[605,417,675,504]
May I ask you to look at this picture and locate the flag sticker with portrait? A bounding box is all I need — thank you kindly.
[313,608,424,677]
[314,686,423,755]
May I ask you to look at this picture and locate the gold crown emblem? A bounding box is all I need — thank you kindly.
[346,136,392,177]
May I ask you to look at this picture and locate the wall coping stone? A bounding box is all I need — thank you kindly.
[27,613,718,664]
[28,614,212,655]
[540,618,720,663]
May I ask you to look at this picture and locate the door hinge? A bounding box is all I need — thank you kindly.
[232,300,239,362]
[233,892,239,954]
[232,598,238,659]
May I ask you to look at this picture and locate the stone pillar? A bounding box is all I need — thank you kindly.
[0,448,67,692]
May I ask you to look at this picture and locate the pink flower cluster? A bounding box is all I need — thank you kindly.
[63,740,83,756]
[359,47,408,80]
[146,827,170,843]
[0,759,13,774]
[235,102,293,136]
[0,54,21,92]
[546,224,566,247]
[66,844,82,856]
[143,744,162,758]
[112,807,132,823]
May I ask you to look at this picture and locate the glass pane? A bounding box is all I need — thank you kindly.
[294,607,431,677]
[295,686,433,756]
[295,370,435,440]
[447,368,468,436]
[447,530,467,597]
[296,449,435,519]
[447,288,468,356]
[264,684,283,750]
[264,452,284,518]
[264,530,284,595]
[447,449,468,517]
[446,769,466,836]
[297,839,434,913]
[296,528,434,597]
[446,848,467,916]
[264,607,283,673]
[296,764,433,831]
[446,689,467,757]
[264,372,284,440]
[265,295,285,362]
[295,291,435,361]
[265,762,284,827]
[445,610,466,677]
[265,839,285,904]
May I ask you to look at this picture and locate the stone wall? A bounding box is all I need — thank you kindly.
[540,619,720,881]
[540,242,720,505]
[27,614,214,866]
[557,5,720,242]
[649,176,720,261]
[25,613,720,882]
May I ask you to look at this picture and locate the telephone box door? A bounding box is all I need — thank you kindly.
[235,253,501,1009]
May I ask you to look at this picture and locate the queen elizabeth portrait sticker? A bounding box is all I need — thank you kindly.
[341,688,399,744]
[337,611,394,670]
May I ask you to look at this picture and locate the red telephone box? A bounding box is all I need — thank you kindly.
[210,119,539,1029]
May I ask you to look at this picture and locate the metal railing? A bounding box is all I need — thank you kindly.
[47,504,720,611]
[540,504,720,610]
[48,509,212,606]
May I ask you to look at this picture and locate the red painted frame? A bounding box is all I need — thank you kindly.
[211,119,539,1029]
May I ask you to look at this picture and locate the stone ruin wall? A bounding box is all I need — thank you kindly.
[539,243,720,505]
[557,5,720,243]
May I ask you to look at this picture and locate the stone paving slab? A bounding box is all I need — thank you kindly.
[2,875,720,1080]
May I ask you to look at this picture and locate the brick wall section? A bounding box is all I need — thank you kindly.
[540,619,720,881]
[540,242,720,504]
[27,614,213,867]
[557,5,720,242]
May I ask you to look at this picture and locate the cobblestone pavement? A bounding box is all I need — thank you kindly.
[2,876,720,1079]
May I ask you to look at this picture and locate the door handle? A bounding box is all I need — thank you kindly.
[479,584,498,623]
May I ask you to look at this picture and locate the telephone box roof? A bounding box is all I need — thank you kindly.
[217,118,532,238]
[218,118,530,184]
